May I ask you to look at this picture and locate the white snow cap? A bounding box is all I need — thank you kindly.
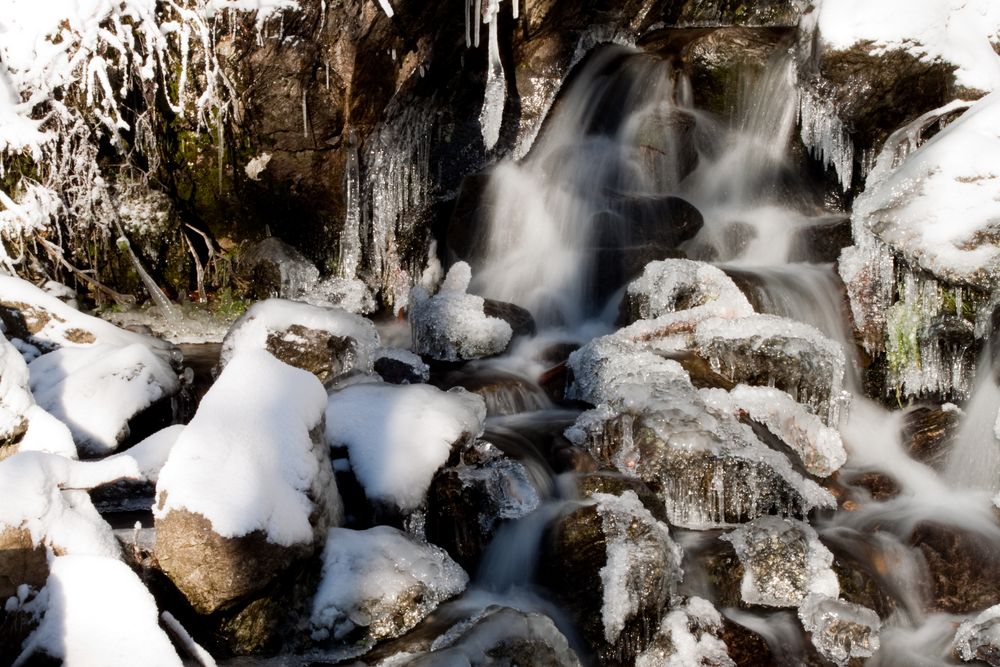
[155,349,334,546]
[325,382,486,512]
[15,555,183,667]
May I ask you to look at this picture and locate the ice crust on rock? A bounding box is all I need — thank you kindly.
[798,594,881,666]
[594,491,683,646]
[410,262,513,362]
[721,516,839,608]
[302,276,377,315]
[15,555,183,667]
[325,382,486,513]
[635,597,735,667]
[29,343,179,456]
[955,604,1000,665]
[219,298,379,377]
[309,525,468,644]
[694,314,848,426]
[565,334,836,529]
[624,259,753,323]
[155,350,341,547]
[702,385,846,477]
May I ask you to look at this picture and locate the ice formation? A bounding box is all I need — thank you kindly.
[14,555,183,667]
[29,343,180,455]
[219,298,379,375]
[479,0,507,150]
[410,262,513,362]
[635,597,735,667]
[594,491,683,645]
[955,604,1000,665]
[155,350,341,547]
[310,526,468,643]
[340,130,362,281]
[721,516,840,608]
[798,87,855,190]
[624,259,753,323]
[798,594,881,666]
[702,385,846,477]
[325,382,486,512]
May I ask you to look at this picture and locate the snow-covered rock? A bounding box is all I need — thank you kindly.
[14,555,183,666]
[309,526,468,646]
[798,594,881,666]
[543,490,683,664]
[635,597,735,667]
[325,382,486,514]
[219,298,379,383]
[29,343,180,456]
[0,333,34,450]
[955,604,1000,666]
[374,347,430,385]
[154,350,342,614]
[623,258,753,324]
[302,276,377,315]
[720,516,839,608]
[410,262,513,362]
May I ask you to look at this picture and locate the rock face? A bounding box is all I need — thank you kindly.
[309,526,468,647]
[542,491,683,664]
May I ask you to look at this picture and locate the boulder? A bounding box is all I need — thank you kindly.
[374,348,430,385]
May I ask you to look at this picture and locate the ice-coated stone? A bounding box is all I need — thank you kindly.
[798,594,880,666]
[623,258,753,324]
[635,597,735,667]
[720,516,839,608]
[701,385,846,477]
[310,526,468,647]
[240,237,321,301]
[410,262,513,362]
[955,604,1000,666]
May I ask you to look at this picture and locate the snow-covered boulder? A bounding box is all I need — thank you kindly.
[219,298,379,384]
[309,526,468,647]
[636,597,735,667]
[410,262,513,361]
[955,604,1000,666]
[13,555,183,666]
[542,491,683,664]
[29,343,180,456]
[720,516,839,608]
[0,275,174,355]
[623,258,753,324]
[798,594,881,666]
[325,382,486,515]
[154,350,343,614]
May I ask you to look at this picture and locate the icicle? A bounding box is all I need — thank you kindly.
[512,0,518,19]
[340,129,362,280]
[464,0,472,48]
[473,0,482,47]
[302,88,309,138]
[377,0,394,18]
[479,0,506,151]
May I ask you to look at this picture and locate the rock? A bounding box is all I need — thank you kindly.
[410,263,513,362]
[955,604,1000,666]
[0,527,48,600]
[404,606,582,667]
[238,236,320,301]
[902,406,960,469]
[631,107,699,186]
[636,597,736,667]
[426,446,540,570]
[790,216,852,264]
[720,516,840,608]
[154,351,342,615]
[622,258,753,325]
[483,299,537,338]
[542,491,682,664]
[441,368,551,416]
[665,0,801,27]
[219,298,380,383]
[910,521,1000,613]
[374,348,430,385]
[445,171,495,270]
[798,594,880,667]
[574,471,667,523]
[309,526,468,648]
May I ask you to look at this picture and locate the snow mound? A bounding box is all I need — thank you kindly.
[15,555,182,667]
[310,525,468,644]
[325,382,486,512]
[155,350,339,547]
[29,343,180,456]
[721,516,840,608]
[220,298,379,376]
[410,262,513,361]
[805,0,1000,92]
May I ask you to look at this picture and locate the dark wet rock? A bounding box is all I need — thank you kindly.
[902,406,960,470]
[442,369,550,417]
[264,324,361,384]
[664,0,801,28]
[374,351,429,385]
[537,342,580,367]
[426,448,540,571]
[542,491,682,664]
[550,444,599,474]
[790,216,853,264]
[720,617,778,667]
[632,107,700,186]
[0,527,48,601]
[911,522,1000,614]
[840,471,899,503]
[574,471,667,523]
[445,172,495,270]
[238,237,321,301]
[483,299,537,338]
[538,362,570,404]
